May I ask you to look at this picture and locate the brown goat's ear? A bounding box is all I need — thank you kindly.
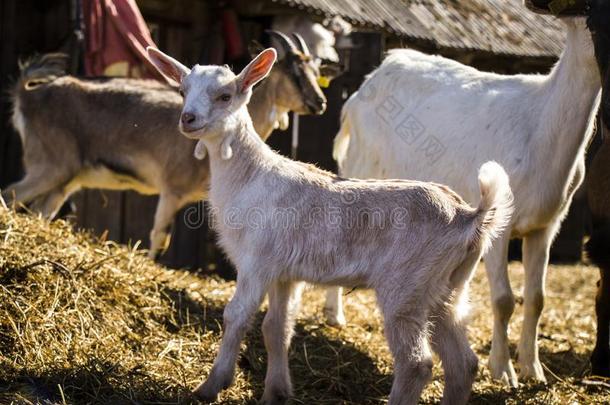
[236,48,277,94]
[146,47,190,84]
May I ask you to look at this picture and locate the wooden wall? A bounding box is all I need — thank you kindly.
[0,0,73,189]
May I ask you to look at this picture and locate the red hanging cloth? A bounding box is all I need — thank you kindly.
[83,0,166,81]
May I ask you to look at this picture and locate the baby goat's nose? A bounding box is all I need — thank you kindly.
[181,112,196,125]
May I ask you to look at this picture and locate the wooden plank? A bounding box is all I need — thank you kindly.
[0,0,18,188]
[74,190,124,243]
[162,203,204,269]
[121,191,157,250]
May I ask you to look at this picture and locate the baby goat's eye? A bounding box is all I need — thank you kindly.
[178,89,185,97]
[219,94,231,102]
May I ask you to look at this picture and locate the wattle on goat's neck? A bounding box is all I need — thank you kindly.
[534,18,600,174]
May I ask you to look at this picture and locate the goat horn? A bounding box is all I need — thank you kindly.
[291,33,311,56]
[265,30,297,53]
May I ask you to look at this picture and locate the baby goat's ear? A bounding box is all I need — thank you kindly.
[147,47,190,84]
[236,48,277,94]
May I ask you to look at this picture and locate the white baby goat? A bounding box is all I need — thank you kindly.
[147,46,513,405]
[332,15,600,386]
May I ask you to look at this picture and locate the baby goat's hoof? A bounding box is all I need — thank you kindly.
[192,387,217,403]
[192,376,231,403]
[260,389,291,405]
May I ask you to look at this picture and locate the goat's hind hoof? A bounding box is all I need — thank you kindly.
[260,391,291,405]
[191,387,218,404]
[192,379,228,403]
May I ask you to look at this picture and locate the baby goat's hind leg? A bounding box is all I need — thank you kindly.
[431,306,478,405]
[377,289,433,405]
[261,281,304,404]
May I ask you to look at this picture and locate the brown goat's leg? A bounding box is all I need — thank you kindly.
[1,170,67,209]
[30,183,78,219]
[592,265,610,377]
[149,193,181,260]
[585,222,610,377]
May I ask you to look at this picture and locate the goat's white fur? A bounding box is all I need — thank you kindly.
[331,17,600,386]
[149,46,513,405]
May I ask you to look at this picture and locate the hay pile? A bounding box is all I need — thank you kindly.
[0,205,608,404]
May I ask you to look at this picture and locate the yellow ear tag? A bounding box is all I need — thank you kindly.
[317,76,330,88]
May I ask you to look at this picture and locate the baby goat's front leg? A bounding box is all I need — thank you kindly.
[193,269,270,402]
[262,281,304,404]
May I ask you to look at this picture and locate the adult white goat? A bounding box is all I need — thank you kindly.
[147,46,513,405]
[2,31,326,259]
[331,15,600,386]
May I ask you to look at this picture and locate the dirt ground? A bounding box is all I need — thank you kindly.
[1,208,609,404]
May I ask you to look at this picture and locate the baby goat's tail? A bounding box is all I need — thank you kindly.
[468,161,513,254]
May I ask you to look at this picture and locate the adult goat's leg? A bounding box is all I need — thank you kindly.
[586,222,610,377]
[592,265,610,377]
[484,234,517,387]
[193,268,270,402]
[261,281,304,404]
[323,287,346,326]
[518,225,556,382]
[149,193,180,260]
